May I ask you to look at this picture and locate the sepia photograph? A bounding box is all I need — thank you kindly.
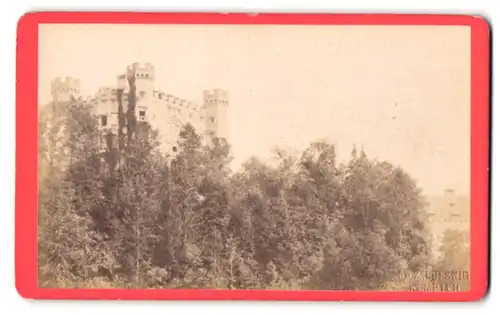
[37,23,471,291]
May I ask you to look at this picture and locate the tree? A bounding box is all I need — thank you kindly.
[433,229,470,291]
[38,99,109,287]
[102,124,167,287]
[38,96,434,290]
[310,146,432,290]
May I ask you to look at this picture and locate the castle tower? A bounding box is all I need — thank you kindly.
[94,86,120,133]
[203,89,229,142]
[124,62,155,96]
[50,77,81,103]
[118,62,156,123]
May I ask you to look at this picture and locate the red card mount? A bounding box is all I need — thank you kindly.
[15,12,490,301]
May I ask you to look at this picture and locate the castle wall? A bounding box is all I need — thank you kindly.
[50,63,228,156]
[149,91,206,153]
[92,86,120,133]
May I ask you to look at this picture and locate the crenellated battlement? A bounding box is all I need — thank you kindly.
[153,90,199,111]
[96,86,117,96]
[92,86,120,105]
[126,62,155,80]
[51,77,81,93]
[204,88,229,140]
[50,76,81,102]
[203,89,229,104]
[49,62,228,153]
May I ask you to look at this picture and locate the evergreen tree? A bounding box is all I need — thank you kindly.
[38,99,109,287]
[37,99,436,290]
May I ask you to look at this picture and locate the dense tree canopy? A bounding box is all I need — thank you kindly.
[37,98,461,290]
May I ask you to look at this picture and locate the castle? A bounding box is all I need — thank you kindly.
[49,62,229,154]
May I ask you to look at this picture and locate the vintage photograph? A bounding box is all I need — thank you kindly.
[37,23,471,291]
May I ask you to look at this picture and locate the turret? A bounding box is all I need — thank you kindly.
[203,89,229,141]
[125,62,155,97]
[50,77,81,103]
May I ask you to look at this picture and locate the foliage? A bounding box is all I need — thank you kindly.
[38,99,442,290]
[433,229,470,291]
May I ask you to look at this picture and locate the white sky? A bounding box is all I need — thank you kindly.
[39,24,471,195]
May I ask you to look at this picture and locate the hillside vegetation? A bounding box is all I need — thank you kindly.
[37,98,469,290]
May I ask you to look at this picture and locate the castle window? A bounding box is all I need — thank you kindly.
[210,116,216,123]
[139,110,146,117]
[100,115,108,127]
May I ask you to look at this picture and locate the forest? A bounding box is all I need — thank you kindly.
[37,79,469,291]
